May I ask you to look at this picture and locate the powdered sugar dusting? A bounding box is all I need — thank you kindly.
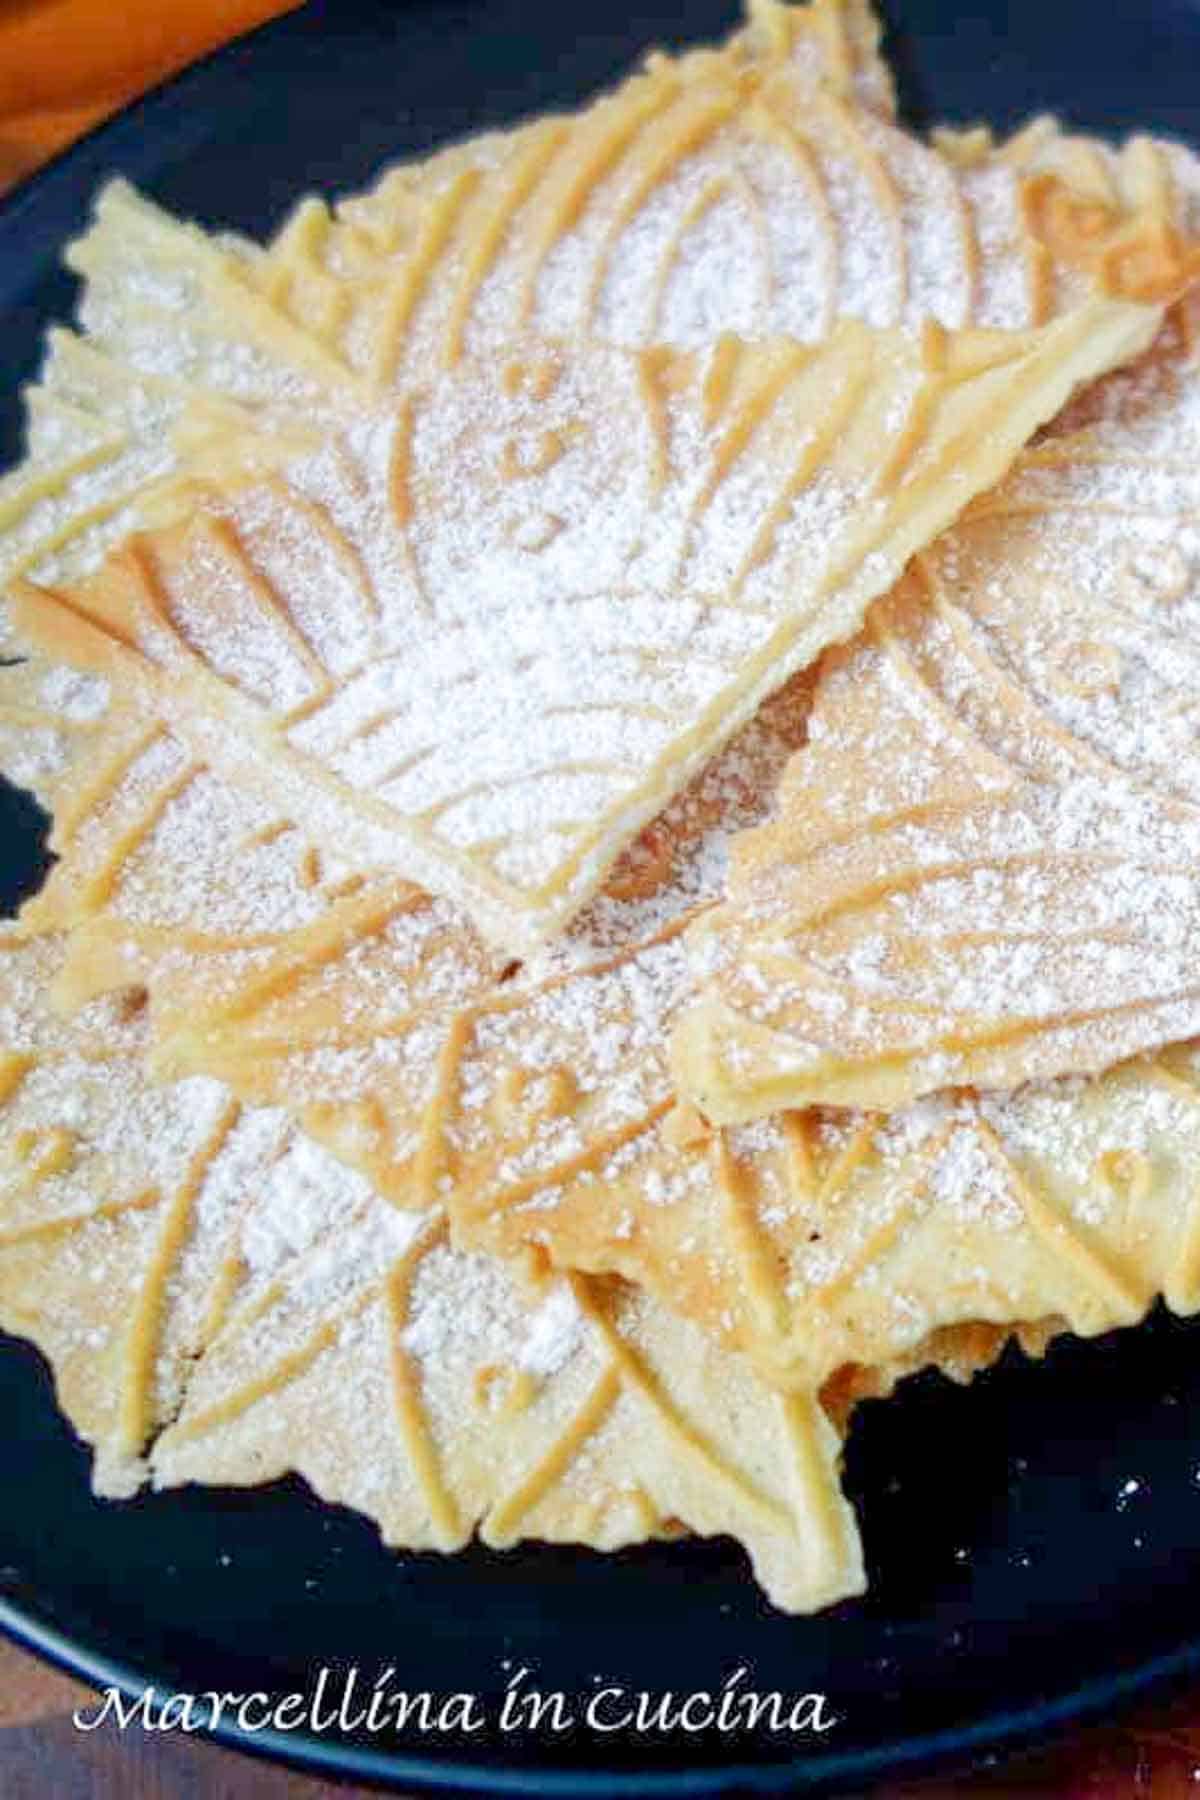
[682,258,1200,1115]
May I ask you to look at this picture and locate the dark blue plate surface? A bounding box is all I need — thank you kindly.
[2,3,1200,1792]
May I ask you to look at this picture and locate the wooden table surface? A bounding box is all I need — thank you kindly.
[3,5,1199,1794]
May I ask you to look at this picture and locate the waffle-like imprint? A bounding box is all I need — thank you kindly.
[0,407,1047,1406]
[0,926,863,1612]
[670,278,1200,1119]
[11,299,1164,955]
[0,198,1191,1402]
[250,7,1198,380]
[0,386,861,1616]
[1,579,1043,1607]
[28,632,1192,1406]
[5,13,1187,950]
[434,934,1200,1392]
[7,94,1192,599]
[0,321,864,1613]
[3,1,1200,1610]
[0,574,1054,1432]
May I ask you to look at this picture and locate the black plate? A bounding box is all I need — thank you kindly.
[3,2,1200,1793]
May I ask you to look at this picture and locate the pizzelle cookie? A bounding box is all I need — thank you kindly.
[1,606,1041,1415]
[671,281,1200,1121]
[22,300,1192,1403]
[31,631,1200,1408]
[0,0,892,598]
[250,9,1196,378]
[0,0,892,597]
[0,9,1115,598]
[3,194,1191,1401]
[434,944,1200,1394]
[5,1,1200,1620]
[7,2,1190,950]
[10,293,1166,954]
[0,562,860,1608]
[0,925,863,1613]
[38,659,810,1203]
[1,496,788,1183]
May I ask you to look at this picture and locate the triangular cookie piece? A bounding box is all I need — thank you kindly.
[12,296,1162,952]
[672,282,1200,1118]
[6,76,1192,948]
[9,100,1191,599]
[432,913,1200,1393]
[153,1212,864,1614]
[0,928,861,1612]
[250,20,1194,377]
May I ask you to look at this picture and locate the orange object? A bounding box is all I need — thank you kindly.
[0,0,299,192]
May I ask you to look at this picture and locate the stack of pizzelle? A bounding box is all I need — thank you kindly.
[2,0,1200,1614]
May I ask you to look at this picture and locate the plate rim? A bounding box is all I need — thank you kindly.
[1,3,1199,1793]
